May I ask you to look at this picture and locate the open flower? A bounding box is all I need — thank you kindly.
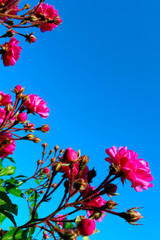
[0,91,12,106]
[0,132,15,158]
[23,94,49,119]
[105,146,154,192]
[1,38,22,66]
[34,3,62,32]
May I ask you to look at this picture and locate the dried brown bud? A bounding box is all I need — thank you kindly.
[54,145,59,151]
[105,200,118,210]
[33,137,41,143]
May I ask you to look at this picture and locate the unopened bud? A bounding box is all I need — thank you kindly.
[33,137,41,143]
[26,33,36,44]
[52,183,58,188]
[53,16,62,25]
[105,200,118,210]
[119,207,143,225]
[29,15,38,22]
[41,124,50,133]
[24,4,30,9]
[26,133,35,140]
[6,29,15,37]
[5,104,13,112]
[14,85,24,94]
[50,157,56,163]
[74,178,87,191]
[42,143,48,148]
[37,159,42,164]
[49,149,54,154]
[40,190,44,194]
[42,167,50,174]
[22,95,29,102]
[7,20,14,25]
[54,145,59,151]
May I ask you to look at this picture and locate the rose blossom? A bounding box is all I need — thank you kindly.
[1,38,22,66]
[78,219,96,236]
[23,94,50,119]
[0,132,15,158]
[105,146,154,192]
[34,3,62,32]
[0,91,12,106]
[0,0,18,21]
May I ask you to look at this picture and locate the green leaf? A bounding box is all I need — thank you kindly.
[28,227,35,238]
[0,203,18,216]
[25,189,33,195]
[8,188,23,197]
[0,166,16,176]
[0,210,17,227]
[0,186,6,192]
[0,191,12,204]
[15,175,27,178]
[35,179,40,185]
[2,228,28,240]
[5,157,16,164]
[0,212,6,225]
[63,222,75,229]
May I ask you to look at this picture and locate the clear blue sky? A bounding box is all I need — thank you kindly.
[0,0,159,239]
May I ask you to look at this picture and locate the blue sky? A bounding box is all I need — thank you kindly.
[0,0,159,239]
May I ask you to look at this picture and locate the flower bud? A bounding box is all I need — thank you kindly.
[26,133,35,140]
[63,148,78,163]
[54,145,59,151]
[43,231,50,239]
[42,143,48,148]
[22,95,29,102]
[17,112,27,123]
[41,124,50,133]
[42,167,50,174]
[90,211,104,221]
[74,178,87,191]
[6,29,15,37]
[26,33,36,44]
[54,16,62,25]
[105,184,118,197]
[24,4,30,9]
[105,200,118,210]
[5,104,13,112]
[78,219,96,236]
[14,85,24,94]
[120,208,143,225]
[50,157,56,163]
[37,159,42,164]
[52,183,58,188]
[40,190,44,194]
[33,137,41,143]
[29,15,38,22]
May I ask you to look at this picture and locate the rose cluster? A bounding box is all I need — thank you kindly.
[0,1,62,66]
[0,85,50,159]
[30,144,153,239]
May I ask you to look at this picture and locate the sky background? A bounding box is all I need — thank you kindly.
[0,0,159,239]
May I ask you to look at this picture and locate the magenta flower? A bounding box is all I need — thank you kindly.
[17,113,27,123]
[0,132,15,158]
[42,167,50,174]
[1,38,22,66]
[78,219,96,236]
[63,148,78,163]
[23,94,50,119]
[105,146,154,192]
[56,214,66,228]
[34,3,61,32]
[0,91,12,106]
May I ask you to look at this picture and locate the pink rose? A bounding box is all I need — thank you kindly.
[63,148,78,163]
[23,94,49,119]
[0,91,12,106]
[17,112,27,122]
[105,146,154,192]
[0,132,15,158]
[34,3,61,32]
[78,219,96,236]
[1,38,22,66]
